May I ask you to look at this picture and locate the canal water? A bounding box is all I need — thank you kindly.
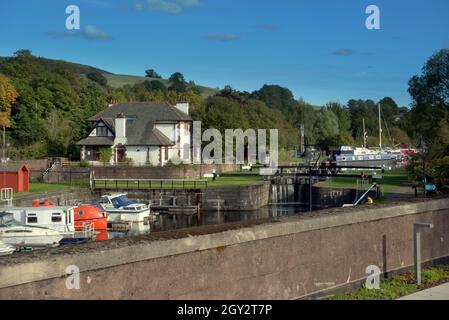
[107,204,310,240]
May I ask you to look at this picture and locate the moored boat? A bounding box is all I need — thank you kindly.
[6,206,75,236]
[74,205,108,231]
[98,194,154,222]
[0,212,63,248]
[32,200,108,231]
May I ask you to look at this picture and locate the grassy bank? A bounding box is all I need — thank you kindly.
[333,265,449,300]
[206,171,265,188]
[318,169,409,195]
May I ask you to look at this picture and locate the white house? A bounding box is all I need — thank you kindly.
[77,101,193,166]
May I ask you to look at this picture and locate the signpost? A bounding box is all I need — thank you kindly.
[414,223,434,285]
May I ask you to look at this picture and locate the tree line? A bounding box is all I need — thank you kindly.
[0,48,447,169]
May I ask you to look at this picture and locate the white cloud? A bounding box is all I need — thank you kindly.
[175,0,202,8]
[47,25,111,41]
[147,0,183,14]
[132,0,202,14]
[82,25,111,40]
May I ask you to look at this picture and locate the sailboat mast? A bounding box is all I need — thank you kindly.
[362,118,366,148]
[378,103,382,151]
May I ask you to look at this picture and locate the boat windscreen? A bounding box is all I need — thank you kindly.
[0,212,20,227]
[111,196,135,208]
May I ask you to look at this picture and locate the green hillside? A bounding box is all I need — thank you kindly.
[103,73,218,97]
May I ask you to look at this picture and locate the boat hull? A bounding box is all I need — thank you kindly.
[106,209,151,222]
[1,234,63,248]
[0,241,15,256]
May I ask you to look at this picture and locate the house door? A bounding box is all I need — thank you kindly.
[116,146,126,163]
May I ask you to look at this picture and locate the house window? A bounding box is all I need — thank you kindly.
[96,125,108,137]
[165,147,169,161]
[184,123,190,136]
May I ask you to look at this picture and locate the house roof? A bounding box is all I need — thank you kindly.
[80,102,191,146]
[0,162,29,173]
[89,102,191,122]
[150,128,175,146]
[76,137,114,146]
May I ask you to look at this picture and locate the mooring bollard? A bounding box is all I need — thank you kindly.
[414,222,434,285]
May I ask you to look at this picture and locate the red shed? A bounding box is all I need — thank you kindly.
[0,163,30,192]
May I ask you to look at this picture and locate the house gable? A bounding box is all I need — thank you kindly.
[89,119,115,138]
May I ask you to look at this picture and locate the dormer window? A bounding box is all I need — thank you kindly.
[96,124,108,137]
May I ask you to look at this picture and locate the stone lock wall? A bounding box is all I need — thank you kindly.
[1,198,448,300]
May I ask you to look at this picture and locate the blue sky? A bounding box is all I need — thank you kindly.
[0,0,448,107]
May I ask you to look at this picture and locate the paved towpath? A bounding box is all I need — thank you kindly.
[399,282,449,300]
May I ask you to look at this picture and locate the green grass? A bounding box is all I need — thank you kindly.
[25,182,88,194]
[206,171,264,188]
[318,169,409,195]
[93,171,264,190]
[333,265,449,300]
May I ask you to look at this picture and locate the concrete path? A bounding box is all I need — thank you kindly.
[399,283,449,300]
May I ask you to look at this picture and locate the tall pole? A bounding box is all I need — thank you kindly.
[362,118,366,148]
[309,166,312,212]
[2,126,5,161]
[378,103,382,151]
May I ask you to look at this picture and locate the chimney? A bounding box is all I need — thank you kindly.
[174,102,189,115]
[114,112,127,145]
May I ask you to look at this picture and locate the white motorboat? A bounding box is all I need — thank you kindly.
[98,194,153,222]
[6,206,75,235]
[0,240,15,256]
[0,212,63,248]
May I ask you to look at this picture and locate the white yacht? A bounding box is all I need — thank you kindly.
[0,240,15,256]
[98,194,152,222]
[0,212,63,248]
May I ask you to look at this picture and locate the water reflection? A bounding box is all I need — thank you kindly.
[106,204,309,239]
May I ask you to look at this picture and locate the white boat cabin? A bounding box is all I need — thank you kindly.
[6,206,75,234]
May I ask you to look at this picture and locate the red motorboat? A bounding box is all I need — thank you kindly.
[74,205,108,231]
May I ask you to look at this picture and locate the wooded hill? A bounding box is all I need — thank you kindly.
[0,49,431,160]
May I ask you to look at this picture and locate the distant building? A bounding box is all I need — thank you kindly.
[77,102,194,166]
[0,163,30,192]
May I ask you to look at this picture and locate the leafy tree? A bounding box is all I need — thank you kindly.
[406,49,449,192]
[313,109,340,149]
[99,147,112,165]
[169,72,187,93]
[14,49,33,58]
[379,97,399,125]
[0,74,18,128]
[169,72,185,83]
[145,69,162,79]
[143,80,167,93]
[169,81,187,93]
[87,71,107,86]
[252,85,297,117]
[408,49,449,147]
